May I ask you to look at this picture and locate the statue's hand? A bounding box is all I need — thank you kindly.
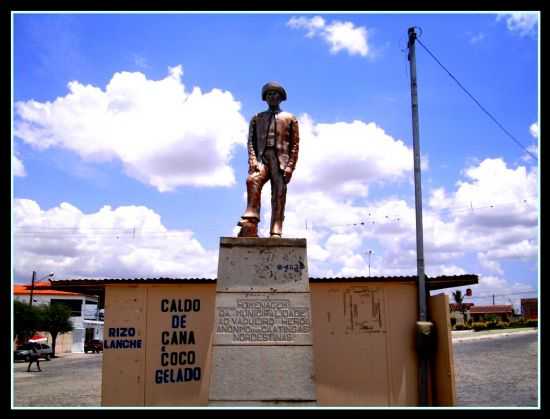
[283,167,293,183]
[249,161,263,174]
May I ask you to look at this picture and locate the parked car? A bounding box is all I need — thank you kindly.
[14,343,52,362]
[84,339,103,353]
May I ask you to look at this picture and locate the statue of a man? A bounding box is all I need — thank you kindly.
[237,82,300,238]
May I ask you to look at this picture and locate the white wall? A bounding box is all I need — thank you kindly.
[14,293,103,353]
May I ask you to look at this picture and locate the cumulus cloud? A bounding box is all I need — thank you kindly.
[271,157,536,279]
[523,122,539,161]
[291,114,413,197]
[287,16,369,57]
[13,155,26,177]
[468,32,486,44]
[14,65,248,191]
[497,13,538,37]
[451,159,537,228]
[426,158,537,272]
[529,122,538,139]
[13,199,218,279]
[477,253,504,275]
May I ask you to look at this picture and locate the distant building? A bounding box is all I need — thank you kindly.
[468,305,514,323]
[449,302,474,325]
[521,298,538,320]
[13,281,104,353]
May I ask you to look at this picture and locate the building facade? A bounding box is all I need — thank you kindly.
[521,298,538,320]
[449,302,474,325]
[13,281,104,353]
[468,305,514,323]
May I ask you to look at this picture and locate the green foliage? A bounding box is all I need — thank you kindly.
[14,300,43,343]
[452,290,464,305]
[472,322,487,331]
[526,319,538,327]
[486,320,499,329]
[454,324,471,331]
[36,303,73,357]
[470,318,535,331]
[484,314,498,323]
[508,319,526,328]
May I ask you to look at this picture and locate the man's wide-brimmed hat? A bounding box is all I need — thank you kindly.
[262,81,287,101]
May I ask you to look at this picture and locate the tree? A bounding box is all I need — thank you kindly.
[452,289,467,317]
[37,303,73,358]
[14,300,42,343]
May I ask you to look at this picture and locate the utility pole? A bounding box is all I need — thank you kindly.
[29,271,36,306]
[493,295,495,305]
[408,26,431,407]
[29,271,54,306]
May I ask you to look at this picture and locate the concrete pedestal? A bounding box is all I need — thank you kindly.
[208,237,317,406]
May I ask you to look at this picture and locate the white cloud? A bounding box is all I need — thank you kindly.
[497,13,538,37]
[477,253,504,275]
[132,53,149,69]
[291,114,413,197]
[468,32,486,44]
[452,159,537,227]
[241,148,538,294]
[287,16,369,57]
[281,157,537,279]
[427,158,538,270]
[324,21,369,56]
[13,199,218,279]
[287,16,325,38]
[473,275,536,309]
[529,122,538,139]
[13,155,26,177]
[523,122,539,161]
[14,65,248,192]
[479,240,537,261]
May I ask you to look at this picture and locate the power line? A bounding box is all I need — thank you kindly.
[434,199,531,216]
[12,197,536,238]
[13,197,535,238]
[415,36,538,162]
[462,291,537,299]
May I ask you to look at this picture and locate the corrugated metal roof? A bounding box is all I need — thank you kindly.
[52,277,216,284]
[310,275,418,282]
[51,274,477,289]
[310,274,478,290]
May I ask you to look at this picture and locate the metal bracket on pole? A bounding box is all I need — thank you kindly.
[29,271,36,306]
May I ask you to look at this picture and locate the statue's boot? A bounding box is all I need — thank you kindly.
[237,217,259,238]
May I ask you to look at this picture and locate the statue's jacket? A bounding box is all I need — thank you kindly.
[248,110,300,172]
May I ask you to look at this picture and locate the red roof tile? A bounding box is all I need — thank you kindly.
[469,305,513,314]
[13,284,82,297]
[449,303,474,311]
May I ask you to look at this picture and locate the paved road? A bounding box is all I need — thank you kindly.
[13,331,538,407]
[13,353,102,407]
[453,331,538,407]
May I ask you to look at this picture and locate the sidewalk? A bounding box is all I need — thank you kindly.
[452,327,537,342]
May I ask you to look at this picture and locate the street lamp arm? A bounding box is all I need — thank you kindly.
[29,271,55,306]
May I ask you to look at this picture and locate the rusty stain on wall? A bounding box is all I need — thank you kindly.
[343,287,384,334]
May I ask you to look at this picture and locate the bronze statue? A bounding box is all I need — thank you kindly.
[237,82,300,238]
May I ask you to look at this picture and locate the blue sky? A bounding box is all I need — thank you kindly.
[12,12,539,309]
